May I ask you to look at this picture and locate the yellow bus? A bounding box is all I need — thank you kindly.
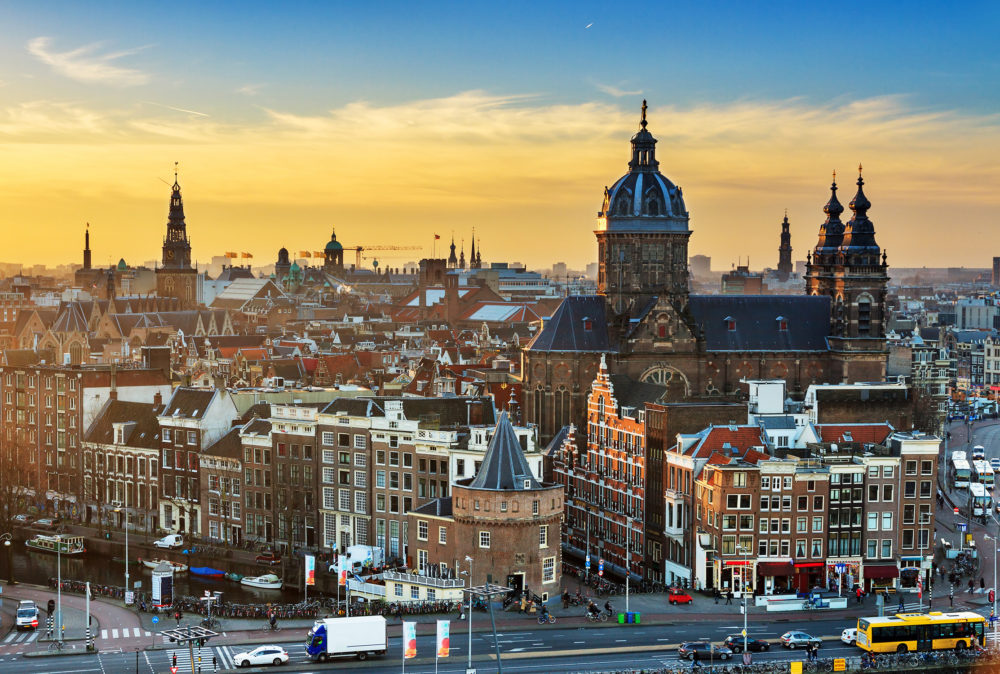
[856,612,985,653]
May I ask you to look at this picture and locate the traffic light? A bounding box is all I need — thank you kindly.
[47,599,55,614]
[990,590,995,604]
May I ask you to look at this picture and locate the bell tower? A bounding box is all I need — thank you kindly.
[156,163,198,307]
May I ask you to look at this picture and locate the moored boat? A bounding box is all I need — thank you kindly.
[240,573,282,589]
[189,566,226,578]
[139,558,188,573]
[225,571,244,582]
[25,535,85,556]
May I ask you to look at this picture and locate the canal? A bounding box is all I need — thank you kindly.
[0,543,312,605]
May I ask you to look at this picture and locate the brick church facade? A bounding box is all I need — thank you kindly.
[524,102,889,443]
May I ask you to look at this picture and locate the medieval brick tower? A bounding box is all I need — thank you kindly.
[777,212,793,278]
[156,167,198,307]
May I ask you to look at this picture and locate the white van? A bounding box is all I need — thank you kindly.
[153,534,184,549]
[16,601,39,630]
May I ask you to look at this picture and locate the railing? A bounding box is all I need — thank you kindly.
[383,571,465,588]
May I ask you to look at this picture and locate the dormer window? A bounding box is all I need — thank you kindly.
[724,316,736,332]
[776,316,788,331]
[582,317,593,332]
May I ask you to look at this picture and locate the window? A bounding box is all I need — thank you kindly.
[187,431,197,445]
[411,586,420,600]
[322,431,335,446]
[812,516,823,532]
[394,584,403,598]
[904,481,916,498]
[542,557,555,583]
[881,539,892,558]
[376,450,385,465]
[163,429,171,443]
[882,485,893,501]
[758,519,768,534]
[726,494,751,509]
[733,472,747,487]
[813,496,823,511]
[867,540,878,559]
[881,512,892,530]
[339,489,350,511]
[722,514,737,530]
[797,517,807,532]
[905,460,917,476]
[883,465,894,479]
[539,525,548,548]
[782,496,791,511]
[418,520,428,541]
[403,453,413,468]
[354,491,366,514]
[811,539,822,558]
[784,477,792,490]
[739,515,753,530]
[921,460,933,476]
[868,485,879,502]
[867,512,878,531]
[722,535,736,555]
[868,466,879,478]
[920,481,932,498]
[439,527,447,545]
[479,531,491,548]
[797,496,808,511]
[761,477,770,490]
[338,433,349,447]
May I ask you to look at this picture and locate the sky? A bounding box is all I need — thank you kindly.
[2,1,1000,272]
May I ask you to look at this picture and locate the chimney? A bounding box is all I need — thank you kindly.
[153,391,163,407]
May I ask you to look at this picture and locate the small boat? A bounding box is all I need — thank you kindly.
[241,573,282,589]
[139,558,188,573]
[189,567,226,578]
[225,572,244,582]
[25,535,85,556]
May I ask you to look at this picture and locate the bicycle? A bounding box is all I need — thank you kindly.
[537,613,557,624]
[201,617,221,629]
[47,640,65,652]
[585,611,608,622]
[261,621,280,632]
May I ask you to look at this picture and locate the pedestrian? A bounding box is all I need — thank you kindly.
[213,655,218,672]
[981,577,986,592]
[519,595,526,614]
[950,589,954,608]
[898,597,904,613]
[691,648,701,669]
[714,589,719,605]
[726,590,733,605]
[856,586,862,604]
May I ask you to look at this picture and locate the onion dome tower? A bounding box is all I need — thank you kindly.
[324,229,344,274]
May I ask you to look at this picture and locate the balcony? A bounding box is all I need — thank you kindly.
[382,571,465,589]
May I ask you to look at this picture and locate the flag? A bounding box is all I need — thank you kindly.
[299,251,311,258]
[403,621,417,659]
[436,619,450,658]
[337,556,347,587]
[917,573,923,599]
[314,251,325,258]
[225,251,238,259]
[305,555,315,586]
[434,234,441,240]
[241,252,253,259]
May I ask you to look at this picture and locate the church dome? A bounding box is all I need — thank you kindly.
[117,258,127,271]
[325,230,343,251]
[598,101,688,229]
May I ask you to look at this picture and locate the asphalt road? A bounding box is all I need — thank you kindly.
[0,618,862,673]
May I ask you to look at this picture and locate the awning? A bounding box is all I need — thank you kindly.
[723,560,751,566]
[865,564,899,579]
[758,562,795,576]
[794,562,824,569]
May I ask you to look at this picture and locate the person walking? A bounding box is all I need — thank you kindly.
[981,577,986,592]
[726,590,733,605]
[950,589,954,608]
[898,597,904,613]
[213,655,218,672]
[714,588,720,605]
[856,586,863,604]
[691,648,702,669]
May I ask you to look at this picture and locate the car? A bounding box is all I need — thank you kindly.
[15,601,39,631]
[233,645,289,667]
[153,534,184,549]
[34,518,56,529]
[841,628,857,646]
[991,458,1000,470]
[780,631,822,649]
[724,635,770,653]
[13,514,33,524]
[677,642,732,660]
[256,551,282,566]
[668,589,693,605]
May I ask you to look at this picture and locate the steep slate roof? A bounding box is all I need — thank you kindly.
[526,296,615,352]
[204,427,243,459]
[84,399,163,448]
[162,388,217,419]
[688,295,831,351]
[467,412,541,491]
[411,497,453,518]
[608,374,667,409]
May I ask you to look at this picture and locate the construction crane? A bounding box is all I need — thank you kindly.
[344,245,422,267]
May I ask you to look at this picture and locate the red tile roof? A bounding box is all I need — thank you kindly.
[687,426,768,459]
[815,423,893,444]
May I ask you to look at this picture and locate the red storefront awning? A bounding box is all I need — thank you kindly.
[865,564,900,579]
[723,560,751,566]
[757,562,794,576]
[794,562,824,568]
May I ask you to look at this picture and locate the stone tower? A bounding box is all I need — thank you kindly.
[155,167,198,306]
[777,212,792,278]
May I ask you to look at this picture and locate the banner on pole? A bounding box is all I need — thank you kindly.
[436,619,450,658]
[305,555,315,586]
[403,621,417,659]
[338,556,348,587]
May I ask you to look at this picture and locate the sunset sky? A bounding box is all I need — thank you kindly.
[2,2,999,272]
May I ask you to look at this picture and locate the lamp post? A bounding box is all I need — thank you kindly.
[55,533,63,645]
[624,518,632,614]
[465,555,473,671]
[986,533,998,644]
[0,533,12,586]
[115,489,129,600]
[737,545,750,658]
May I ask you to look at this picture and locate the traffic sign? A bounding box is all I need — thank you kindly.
[171,668,178,674]
[598,558,604,577]
[151,616,159,624]
[741,629,747,637]
[959,523,967,531]
[585,555,591,569]
[955,507,960,515]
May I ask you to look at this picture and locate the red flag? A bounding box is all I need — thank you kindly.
[434,234,441,240]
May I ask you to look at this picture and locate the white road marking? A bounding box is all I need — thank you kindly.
[111,628,119,639]
[2,634,14,644]
[100,630,108,639]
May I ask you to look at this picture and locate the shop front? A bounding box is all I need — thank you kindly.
[825,559,861,595]
[863,562,899,593]
[899,556,930,590]
[756,560,795,595]
[793,561,825,593]
[719,559,754,598]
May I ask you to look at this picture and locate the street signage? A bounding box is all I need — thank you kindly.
[598,558,604,577]
[741,629,747,637]
[134,581,141,589]
[835,563,846,573]
[151,616,159,624]
[171,668,178,674]
[833,658,846,672]
[959,523,967,531]
[585,556,590,569]
[955,507,960,515]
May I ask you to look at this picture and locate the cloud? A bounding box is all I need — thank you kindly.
[27,36,150,86]
[596,83,643,98]
[144,102,210,117]
[236,84,264,96]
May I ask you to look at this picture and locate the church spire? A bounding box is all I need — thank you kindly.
[162,162,192,269]
[628,99,659,172]
[840,163,879,254]
[448,233,458,268]
[83,223,92,271]
[813,170,845,254]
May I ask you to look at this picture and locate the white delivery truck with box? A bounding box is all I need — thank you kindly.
[305,615,387,661]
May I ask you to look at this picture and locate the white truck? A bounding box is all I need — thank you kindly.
[305,615,387,661]
[328,544,385,574]
[153,534,184,549]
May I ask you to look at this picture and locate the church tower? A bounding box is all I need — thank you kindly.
[596,100,691,314]
[804,166,888,380]
[155,166,198,307]
[83,224,92,271]
[323,229,344,274]
[777,211,792,278]
[275,247,291,280]
[447,235,458,268]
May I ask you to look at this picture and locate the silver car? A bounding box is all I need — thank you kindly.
[780,631,821,649]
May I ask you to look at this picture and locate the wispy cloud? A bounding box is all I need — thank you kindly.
[144,102,209,117]
[27,37,150,86]
[596,83,643,98]
[236,84,264,96]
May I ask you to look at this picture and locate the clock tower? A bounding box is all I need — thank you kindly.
[156,166,198,306]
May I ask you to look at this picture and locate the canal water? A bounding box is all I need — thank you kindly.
[0,544,310,605]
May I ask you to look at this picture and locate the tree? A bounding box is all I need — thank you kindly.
[911,386,944,435]
[0,442,33,534]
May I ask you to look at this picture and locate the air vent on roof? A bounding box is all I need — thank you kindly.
[842,431,853,442]
[728,423,738,432]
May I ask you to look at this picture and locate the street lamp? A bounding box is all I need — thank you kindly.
[465,555,473,671]
[114,489,130,601]
[0,533,12,586]
[986,533,998,644]
[737,545,750,659]
[55,533,63,644]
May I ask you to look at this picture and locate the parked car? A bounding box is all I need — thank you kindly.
[724,635,770,653]
[780,631,822,649]
[34,518,57,529]
[256,550,282,566]
[678,642,732,660]
[153,534,184,549]
[667,589,693,605]
[841,628,857,646]
[13,514,32,524]
[233,645,289,667]
[990,458,1000,471]
[15,601,39,631]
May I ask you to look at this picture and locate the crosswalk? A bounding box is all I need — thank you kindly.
[1,632,38,645]
[100,626,152,641]
[168,645,237,672]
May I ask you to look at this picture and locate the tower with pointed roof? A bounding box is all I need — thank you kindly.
[459,240,466,269]
[777,211,792,278]
[447,235,458,268]
[83,223,92,271]
[805,166,888,377]
[156,165,199,307]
